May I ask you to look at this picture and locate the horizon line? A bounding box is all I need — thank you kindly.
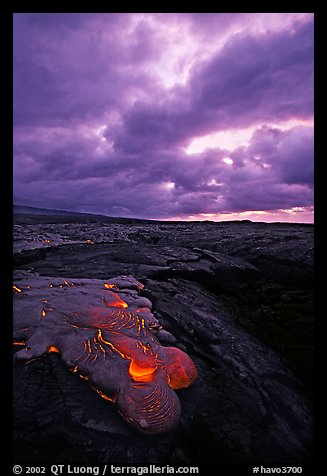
[13,203,314,225]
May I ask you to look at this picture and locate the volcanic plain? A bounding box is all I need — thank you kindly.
[13,212,314,465]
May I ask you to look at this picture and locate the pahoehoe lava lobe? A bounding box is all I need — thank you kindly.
[117,379,182,434]
[13,275,197,434]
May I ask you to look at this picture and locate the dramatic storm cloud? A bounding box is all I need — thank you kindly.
[14,13,314,222]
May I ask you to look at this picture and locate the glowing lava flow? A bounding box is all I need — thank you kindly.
[95,389,116,402]
[97,329,158,382]
[103,288,128,309]
[104,283,118,290]
[13,275,198,434]
[47,345,60,353]
[13,340,26,346]
[128,360,156,382]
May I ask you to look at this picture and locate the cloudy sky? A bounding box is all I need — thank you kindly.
[13,13,314,222]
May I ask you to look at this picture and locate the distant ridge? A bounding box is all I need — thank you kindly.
[13,205,107,218]
[13,204,155,224]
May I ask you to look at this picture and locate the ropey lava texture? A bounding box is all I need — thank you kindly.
[13,275,197,434]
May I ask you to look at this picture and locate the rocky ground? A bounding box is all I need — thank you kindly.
[13,214,314,465]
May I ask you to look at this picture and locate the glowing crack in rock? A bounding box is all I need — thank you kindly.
[13,275,197,434]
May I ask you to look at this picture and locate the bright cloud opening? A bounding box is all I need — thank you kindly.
[185,118,314,155]
[223,157,234,165]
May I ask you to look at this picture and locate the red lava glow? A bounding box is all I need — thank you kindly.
[129,360,156,382]
[47,345,60,353]
[96,389,116,402]
[97,330,158,382]
[163,348,198,390]
[105,291,128,309]
[104,283,118,290]
[96,322,196,389]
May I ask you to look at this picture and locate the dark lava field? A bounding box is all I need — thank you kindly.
[13,213,314,465]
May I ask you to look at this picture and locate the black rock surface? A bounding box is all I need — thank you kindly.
[13,217,314,464]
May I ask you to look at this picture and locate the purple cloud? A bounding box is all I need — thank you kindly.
[114,19,313,154]
[13,13,314,222]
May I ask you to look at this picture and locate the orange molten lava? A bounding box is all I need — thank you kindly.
[13,285,22,293]
[128,360,156,382]
[97,330,157,382]
[13,340,26,346]
[104,283,118,290]
[95,389,116,402]
[47,345,60,353]
[105,291,128,309]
